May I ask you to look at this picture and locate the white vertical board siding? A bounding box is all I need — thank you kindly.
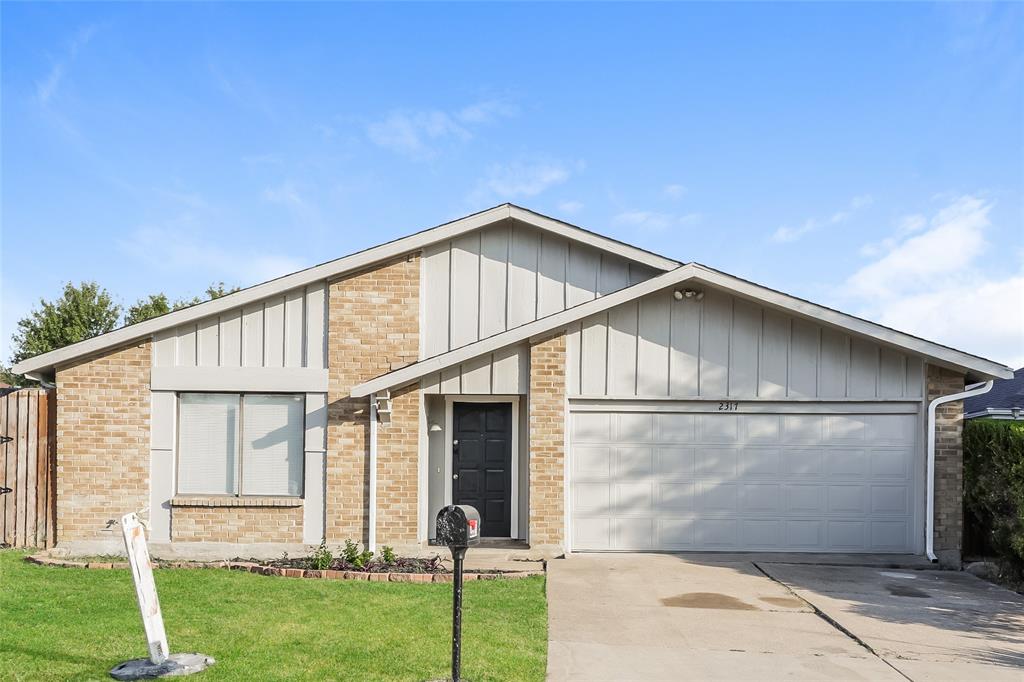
[154,283,328,369]
[419,219,658,393]
[538,235,568,317]
[420,345,529,395]
[220,310,242,368]
[450,233,481,349]
[422,242,451,357]
[507,225,540,328]
[263,296,286,367]
[569,286,926,399]
[580,313,609,396]
[284,289,305,368]
[479,227,509,339]
[637,295,670,396]
[197,318,219,367]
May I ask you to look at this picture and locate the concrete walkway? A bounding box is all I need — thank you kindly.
[546,554,1024,681]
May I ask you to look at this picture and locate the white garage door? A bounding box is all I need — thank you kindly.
[570,407,920,552]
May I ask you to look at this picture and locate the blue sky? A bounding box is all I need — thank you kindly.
[3,2,1022,366]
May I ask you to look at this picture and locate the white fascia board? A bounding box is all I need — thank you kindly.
[150,366,329,393]
[13,203,678,375]
[687,264,1015,381]
[351,265,700,397]
[507,205,680,271]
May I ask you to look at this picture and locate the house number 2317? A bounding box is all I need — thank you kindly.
[718,401,739,411]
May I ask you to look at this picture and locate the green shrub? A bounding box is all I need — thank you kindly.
[308,539,333,570]
[964,419,1024,576]
[341,539,374,569]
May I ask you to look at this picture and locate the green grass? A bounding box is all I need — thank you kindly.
[0,551,547,681]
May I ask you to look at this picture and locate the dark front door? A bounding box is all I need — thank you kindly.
[452,402,513,538]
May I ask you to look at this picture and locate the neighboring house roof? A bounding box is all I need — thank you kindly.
[964,367,1024,419]
[12,204,678,378]
[352,262,1014,397]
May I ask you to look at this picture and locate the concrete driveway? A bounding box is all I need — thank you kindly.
[546,554,1024,681]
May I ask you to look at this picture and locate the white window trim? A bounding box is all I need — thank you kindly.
[443,395,520,540]
[174,392,306,498]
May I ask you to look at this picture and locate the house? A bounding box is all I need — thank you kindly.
[964,368,1024,421]
[12,204,1014,566]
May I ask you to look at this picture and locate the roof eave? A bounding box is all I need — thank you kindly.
[12,204,680,376]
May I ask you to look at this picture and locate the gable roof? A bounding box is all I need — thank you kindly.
[352,262,1014,397]
[12,204,679,377]
[965,367,1024,417]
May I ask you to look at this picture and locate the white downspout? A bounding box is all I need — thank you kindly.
[926,380,993,562]
[368,393,378,553]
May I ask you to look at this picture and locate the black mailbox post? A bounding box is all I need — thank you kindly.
[432,505,480,682]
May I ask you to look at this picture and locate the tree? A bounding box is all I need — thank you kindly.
[2,282,121,385]
[124,282,240,326]
[124,293,173,326]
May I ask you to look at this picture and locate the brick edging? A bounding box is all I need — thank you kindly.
[24,555,543,582]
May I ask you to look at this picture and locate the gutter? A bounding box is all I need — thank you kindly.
[368,393,378,553]
[926,380,993,562]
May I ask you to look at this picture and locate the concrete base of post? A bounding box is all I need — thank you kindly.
[109,653,215,680]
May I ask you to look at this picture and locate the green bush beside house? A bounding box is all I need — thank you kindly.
[964,419,1024,580]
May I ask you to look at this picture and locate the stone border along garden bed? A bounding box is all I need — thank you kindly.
[24,554,544,583]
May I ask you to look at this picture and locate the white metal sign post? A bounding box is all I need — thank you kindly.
[109,513,214,680]
[121,512,169,664]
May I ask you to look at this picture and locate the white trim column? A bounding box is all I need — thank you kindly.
[302,393,328,544]
[149,391,176,542]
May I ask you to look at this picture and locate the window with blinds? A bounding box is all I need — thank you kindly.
[177,393,305,497]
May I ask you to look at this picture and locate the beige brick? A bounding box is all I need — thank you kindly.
[56,343,151,543]
[326,255,420,546]
[528,331,566,548]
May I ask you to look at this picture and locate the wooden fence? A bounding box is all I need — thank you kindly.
[1,388,57,548]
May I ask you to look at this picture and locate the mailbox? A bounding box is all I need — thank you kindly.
[434,505,481,548]
[432,504,480,682]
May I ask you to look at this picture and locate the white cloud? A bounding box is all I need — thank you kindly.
[118,218,304,286]
[35,24,98,105]
[262,181,306,208]
[456,98,518,124]
[558,200,584,215]
[772,194,874,243]
[367,110,468,157]
[850,194,875,210]
[848,196,989,297]
[841,195,1024,367]
[664,184,688,199]
[859,213,927,257]
[772,218,819,243]
[480,159,579,199]
[366,99,516,158]
[613,210,700,232]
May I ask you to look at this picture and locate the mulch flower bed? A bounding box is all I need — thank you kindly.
[25,553,543,583]
[254,553,450,574]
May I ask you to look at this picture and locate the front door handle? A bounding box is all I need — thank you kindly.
[452,473,459,480]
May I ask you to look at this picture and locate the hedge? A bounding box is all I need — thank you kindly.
[963,419,1024,574]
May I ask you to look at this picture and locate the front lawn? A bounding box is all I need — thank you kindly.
[0,551,547,681]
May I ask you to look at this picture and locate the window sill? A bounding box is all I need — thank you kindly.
[170,496,303,508]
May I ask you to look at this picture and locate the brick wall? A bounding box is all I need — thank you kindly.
[56,342,151,543]
[172,505,303,543]
[376,384,419,545]
[528,331,566,549]
[326,254,420,546]
[927,364,966,566]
